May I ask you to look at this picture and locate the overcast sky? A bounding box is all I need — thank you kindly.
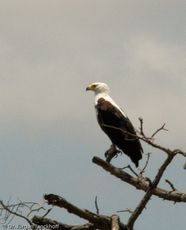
[0,0,186,229]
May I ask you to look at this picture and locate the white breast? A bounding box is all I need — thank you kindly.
[95,93,127,117]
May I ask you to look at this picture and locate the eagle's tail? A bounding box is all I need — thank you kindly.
[119,140,143,168]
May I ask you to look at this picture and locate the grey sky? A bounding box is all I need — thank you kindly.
[0,0,186,229]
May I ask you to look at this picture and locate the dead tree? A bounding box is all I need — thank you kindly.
[0,119,186,230]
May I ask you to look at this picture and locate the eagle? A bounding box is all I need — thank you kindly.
[86,82,143,167]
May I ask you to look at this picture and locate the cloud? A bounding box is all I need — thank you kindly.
[123,35,185,77]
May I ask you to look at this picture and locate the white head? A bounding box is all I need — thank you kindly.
[86,82,110,95]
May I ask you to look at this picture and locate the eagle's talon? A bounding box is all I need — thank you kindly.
[105,144,121,163]
[104,149,109,158]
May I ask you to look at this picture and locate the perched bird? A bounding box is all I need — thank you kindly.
[86,82,143,167]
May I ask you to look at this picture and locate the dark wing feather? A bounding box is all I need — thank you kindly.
[96,98,143,167]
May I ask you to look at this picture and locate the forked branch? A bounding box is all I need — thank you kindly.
[127,153,175,229]
[43,194,127,230]
[92,157,186,203]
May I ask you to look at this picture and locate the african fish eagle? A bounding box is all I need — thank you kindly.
[86,82,143,167]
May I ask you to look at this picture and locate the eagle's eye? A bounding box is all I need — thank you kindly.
[92,84,97,89]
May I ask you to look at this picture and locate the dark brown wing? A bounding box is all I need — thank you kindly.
[95,98,143,167]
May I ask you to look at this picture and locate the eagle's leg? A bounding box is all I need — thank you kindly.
[105,144,121,163]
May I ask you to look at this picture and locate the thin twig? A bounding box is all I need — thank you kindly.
[173,149,186,157]
[0,201,33,227]
[139,153,151,175]
[165,179,176,191]
[27,205,45,218]
[151,123,168,138]
[139,117,145,136]
[95,196,99,215]
[42,208,52,218]
[117,209,133,214]
[121,165,138,177]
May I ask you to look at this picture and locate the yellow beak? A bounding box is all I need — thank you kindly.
[86,85,93,91]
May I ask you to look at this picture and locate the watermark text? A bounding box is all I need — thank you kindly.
[3,224,59,229]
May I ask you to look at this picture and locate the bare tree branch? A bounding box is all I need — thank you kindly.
[172,149,186,157]
[138,119,186,158]
[33,216,94,230]
[44,194,127,230]
[111,215,120,230]
[102,123,173,156]
[127,153,175,229]
[92,157,186,203]
[0,201,33,227]
[151,123,168,138]
[1,119,186,230]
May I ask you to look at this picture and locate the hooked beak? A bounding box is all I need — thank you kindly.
[86,85,92,91]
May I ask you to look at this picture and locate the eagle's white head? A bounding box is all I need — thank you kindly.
[86,82,126,118]
[86,82,110,95]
